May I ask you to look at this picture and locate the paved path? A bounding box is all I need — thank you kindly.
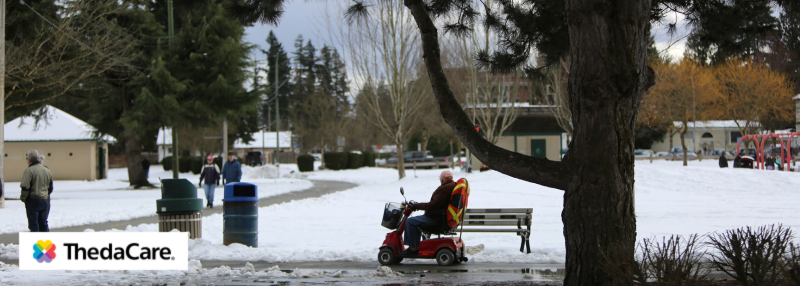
[0,180,357,245]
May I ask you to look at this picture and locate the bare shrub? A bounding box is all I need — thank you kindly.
[780,242,800,285]
[639,234,710,285]
[707,224,793,286]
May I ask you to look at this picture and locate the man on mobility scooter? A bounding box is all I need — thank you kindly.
[400,170,457,256]
[379,170,471,266]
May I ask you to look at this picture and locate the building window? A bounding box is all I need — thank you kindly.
[702,132,713,138]
[730,131,742,143]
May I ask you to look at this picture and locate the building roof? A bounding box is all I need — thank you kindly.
[4,106,115,142]
[793,94,800,100]
[674,120,760,129]
[157,129,293,149]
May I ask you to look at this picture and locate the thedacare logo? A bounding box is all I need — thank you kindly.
[64,243,173,261]
[20,233,188,270]
[33,240,56,263]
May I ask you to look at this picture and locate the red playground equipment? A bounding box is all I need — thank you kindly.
[734,132,800,171]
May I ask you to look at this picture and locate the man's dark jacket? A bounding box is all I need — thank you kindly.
[142,157,151,172]
[733,156,742,168]
[719,154,728,168]
[416,179,456,223]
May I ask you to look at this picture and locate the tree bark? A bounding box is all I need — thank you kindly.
[124,129,153,188]
[405,0,654,285]
[396,143,406,179]
[680,131,688,166]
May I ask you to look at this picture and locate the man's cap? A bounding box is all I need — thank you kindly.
[207,154,214,159]
[440,170,453,179]
[228,151,236,156]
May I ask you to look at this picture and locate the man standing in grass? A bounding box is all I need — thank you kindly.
[20,150,53,232]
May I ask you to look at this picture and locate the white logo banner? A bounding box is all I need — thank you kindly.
[20,232,188,270]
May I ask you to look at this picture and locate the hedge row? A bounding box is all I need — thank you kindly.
[298,155,315,172]
[322,152,377,170]
[160,156,223,173]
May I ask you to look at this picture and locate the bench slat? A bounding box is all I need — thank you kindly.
[466,208,532,214]
[460,228,530,233]
[464,220,528,226]
[464,214,530,220]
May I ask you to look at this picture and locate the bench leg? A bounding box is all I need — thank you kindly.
[519,232,531,254]
[526,235,531,254]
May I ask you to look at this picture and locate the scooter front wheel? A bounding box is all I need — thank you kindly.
[435,249,456,266]
[378,248,396,265]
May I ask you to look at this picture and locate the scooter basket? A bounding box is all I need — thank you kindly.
[381,203,404,229]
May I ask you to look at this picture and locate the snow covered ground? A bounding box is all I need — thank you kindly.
[0,164,312,234]
[40,160,800,265]
[3,159,800,284]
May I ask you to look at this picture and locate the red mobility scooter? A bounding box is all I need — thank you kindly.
[378,179,470,266]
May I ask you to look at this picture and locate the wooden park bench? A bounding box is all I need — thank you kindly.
[461,208,533,253]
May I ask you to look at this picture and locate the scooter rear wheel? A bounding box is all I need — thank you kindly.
[435,249,456,266]
[378,248,396,265]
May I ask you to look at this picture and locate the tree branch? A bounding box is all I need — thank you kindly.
[404,0,569,191]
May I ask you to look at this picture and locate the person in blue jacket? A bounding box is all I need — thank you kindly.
[221,151,242,185]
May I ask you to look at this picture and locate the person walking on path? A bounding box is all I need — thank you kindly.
[142,156,151,178]
[20,150,53,232]
[719,152,728,168]
[221,151,242,185]
[733,153,742,168]
[199,154,221,208]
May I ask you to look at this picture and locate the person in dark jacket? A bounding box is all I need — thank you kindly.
[719,152,728,168]
[199,154,221,208]
[142,156,151,178]
[765,154,775,170]
[399,170,457,257]
[21,150,53,232]
[733,154,742,168]
[221,151,242,184]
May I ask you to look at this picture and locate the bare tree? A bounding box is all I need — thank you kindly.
[292,92,352,167]
[5,1,137,115]
[531,57,572,142]
[445,9,522,145]
[330,0,426,179]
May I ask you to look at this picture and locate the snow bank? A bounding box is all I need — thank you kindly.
[0,165,312,234]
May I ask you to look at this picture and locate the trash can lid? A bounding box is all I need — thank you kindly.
[160,178,198,199]
[223,182,259,202]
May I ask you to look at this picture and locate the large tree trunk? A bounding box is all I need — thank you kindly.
[562,1,651,284]
[124,128,152,188]
[405,0,653,284]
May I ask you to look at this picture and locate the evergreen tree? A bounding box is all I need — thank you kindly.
[260,31,292,128]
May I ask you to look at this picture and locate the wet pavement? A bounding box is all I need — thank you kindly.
[198,261,565,285]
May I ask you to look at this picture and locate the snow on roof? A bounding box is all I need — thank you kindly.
[157,129,293,149]
[674,120,760,129]
[793,93,800,100]
[4,106,115,142]
[234,131,292,149]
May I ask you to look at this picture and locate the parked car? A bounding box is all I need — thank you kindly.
[711,149,733,156]
[656,151,670,157]
[245,151,263,166]
[634,150,654,157]
[738,148,757,156]
[387,150,448,168]
[669,147,695,155]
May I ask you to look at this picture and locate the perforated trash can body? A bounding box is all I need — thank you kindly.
[223,182,259,247]
[157,179,203,239]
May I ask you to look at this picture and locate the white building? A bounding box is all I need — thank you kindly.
[650,120,761,154]
[156,128,293,162]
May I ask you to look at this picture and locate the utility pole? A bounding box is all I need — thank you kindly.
[275,53,280,177]
[223,119,228,165]
[0,0,6,209]
[168,0,179,179]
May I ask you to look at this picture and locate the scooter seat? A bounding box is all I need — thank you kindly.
[419,222,456,235]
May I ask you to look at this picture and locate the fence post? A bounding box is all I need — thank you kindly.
[650,154,653,164]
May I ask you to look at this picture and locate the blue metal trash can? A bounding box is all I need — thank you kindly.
[223,182,259,247]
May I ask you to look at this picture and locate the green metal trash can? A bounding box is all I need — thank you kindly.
[157,179,204,239]
[223,182,258,247]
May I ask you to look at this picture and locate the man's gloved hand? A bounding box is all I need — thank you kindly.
[407,201,418,211]
[199,183,202,188]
